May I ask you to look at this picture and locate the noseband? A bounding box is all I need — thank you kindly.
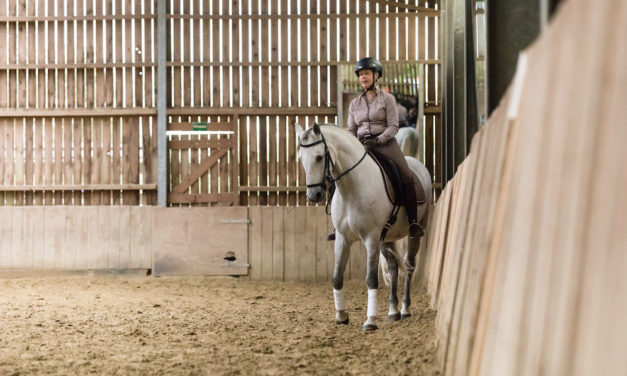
[299,131,368,190]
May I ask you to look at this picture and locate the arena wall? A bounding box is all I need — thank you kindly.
[414,0,627,374]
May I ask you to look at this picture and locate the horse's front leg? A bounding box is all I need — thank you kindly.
[332,233,352,325]
[401,235,420,318]
[363,238,380,331]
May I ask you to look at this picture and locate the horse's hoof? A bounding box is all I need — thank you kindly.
[388,313,401,322]
[401,313,412,320]
[335,318,349,325]
[362,324,378,332]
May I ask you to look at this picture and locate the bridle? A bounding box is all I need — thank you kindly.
[299,129,368,190]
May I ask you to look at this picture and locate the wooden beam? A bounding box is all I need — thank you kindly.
[167,122,235,131]
[157,0,167,207]
[167,192,238,204]
[239,186,307,192]
[167,107,337,116]
[0,108,157,118]
[0,15,155,22]
[0,184,157,191]
[0,62,156,70]
[425,105,443,114]
[165,11,440,20]
[166,59,441,68]
[168,139,234,150]
[373,0,435,12]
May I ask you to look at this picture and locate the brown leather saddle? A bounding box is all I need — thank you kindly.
[368,150,425,206]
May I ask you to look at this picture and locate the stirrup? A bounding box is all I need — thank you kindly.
[409,222,424,238]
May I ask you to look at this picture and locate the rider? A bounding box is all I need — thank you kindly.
[328,57,426,240]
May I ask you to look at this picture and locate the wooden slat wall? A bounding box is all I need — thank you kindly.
[165,0,439,206]
[246,205,364,282]
[0,0,158,206]
[415,0,627,374]
[0,206,152,269]
[0,205,358,282]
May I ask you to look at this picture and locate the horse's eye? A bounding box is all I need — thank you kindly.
[316,155,323,162]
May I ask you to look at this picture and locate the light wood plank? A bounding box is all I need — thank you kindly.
[272,206,284,281]
[283,206,297,281]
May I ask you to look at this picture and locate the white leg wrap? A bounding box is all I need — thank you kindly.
[333,289,346,311]
[367,289,378,317]
[401,303,410,316]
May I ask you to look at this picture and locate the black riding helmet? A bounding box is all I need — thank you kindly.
[354,57,383,78]
[355,57,382,92]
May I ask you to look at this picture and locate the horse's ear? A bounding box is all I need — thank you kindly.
[312,123,321,135]
[294,122,304,137]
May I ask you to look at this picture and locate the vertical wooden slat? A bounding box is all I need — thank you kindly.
[63,118,73,204]
[10,206,24,267]
[86,206,100,268]
[283,205,297,280]
[338,0,347,61]
[130,206,152,269]
[14,119,24,206]
[277,116,287,205]
[248,206,262,280]
[124,117,140,204]
[287,115,297,206]
[272,206,284,280]
[71,207,89,269]
[31,207,45,268]
[0,208,12,266]
[294,206,306,280]
[118,206,131,268]
[101,118,112,205]
[289,0,298,107]
[248,116,259,205]
[260,200,273,277]
[111,117,121,204]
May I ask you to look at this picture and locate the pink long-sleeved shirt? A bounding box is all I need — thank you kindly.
[347,87,399,144]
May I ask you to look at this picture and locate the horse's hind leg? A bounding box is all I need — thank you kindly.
[381,242,401,322]
[401,236,420,319]
[332,234,352,325]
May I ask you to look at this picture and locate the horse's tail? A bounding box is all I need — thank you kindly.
[379,243,407,287]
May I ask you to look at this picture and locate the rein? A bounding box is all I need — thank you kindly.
[299,131,368,189]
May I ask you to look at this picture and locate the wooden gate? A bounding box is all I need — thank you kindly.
[167,117,238,206]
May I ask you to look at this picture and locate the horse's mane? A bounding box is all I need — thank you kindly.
[302,124,363,150]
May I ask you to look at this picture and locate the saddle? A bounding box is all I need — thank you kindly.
[368,150,425,207]
[369,150,426,241]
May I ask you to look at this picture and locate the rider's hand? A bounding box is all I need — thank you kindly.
[363,138,378,149]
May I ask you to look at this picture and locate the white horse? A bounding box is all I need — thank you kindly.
[395,127,422,162]
[296,123,432,331]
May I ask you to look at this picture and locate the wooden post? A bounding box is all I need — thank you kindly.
[156,0,167,206]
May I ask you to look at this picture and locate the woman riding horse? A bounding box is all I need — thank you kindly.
[328,57,426,240]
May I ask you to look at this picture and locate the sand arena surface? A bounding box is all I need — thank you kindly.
[0,274,439,375]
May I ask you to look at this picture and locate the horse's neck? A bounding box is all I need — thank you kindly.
[324,131,377,202]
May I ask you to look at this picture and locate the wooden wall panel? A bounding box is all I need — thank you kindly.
[0,1,157,205]
[414,1,627,375]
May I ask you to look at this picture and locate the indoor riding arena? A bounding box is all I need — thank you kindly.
[1,0,625,375]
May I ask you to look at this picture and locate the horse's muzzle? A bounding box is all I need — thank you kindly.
[306,187,324,203]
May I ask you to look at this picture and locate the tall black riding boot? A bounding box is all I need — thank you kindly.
[403,180,424,238]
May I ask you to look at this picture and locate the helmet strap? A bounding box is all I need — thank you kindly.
[363,79,377,94]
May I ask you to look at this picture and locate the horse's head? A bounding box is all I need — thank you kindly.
[295,123,327,203]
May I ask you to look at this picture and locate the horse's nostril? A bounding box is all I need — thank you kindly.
[316,192,322,200]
